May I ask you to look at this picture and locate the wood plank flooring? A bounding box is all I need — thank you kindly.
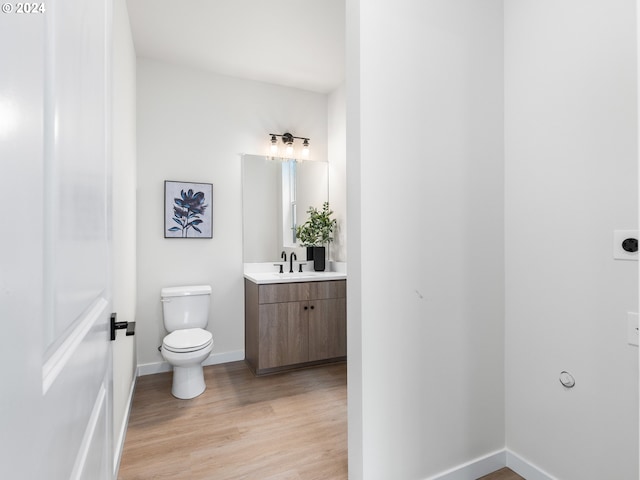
[118,361,523,480]
[478,467,525,480]
[118,362,348,479]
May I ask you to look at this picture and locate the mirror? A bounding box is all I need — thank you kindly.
[242,154,328,262]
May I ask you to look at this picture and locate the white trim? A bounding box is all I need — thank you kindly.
[427,450,506,480]
[137,350,245,377]
[506,450,556,480]
[42,297,108,394]
[113,367,138,476]
[424,449,555,480]
[137,360,172,376]
[202,350,245,367]
[69,383,107,480]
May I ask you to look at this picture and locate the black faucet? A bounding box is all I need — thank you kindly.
[281,251,287,262]
[289,252,297,273]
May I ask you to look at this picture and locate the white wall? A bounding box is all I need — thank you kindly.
[135,58,328,370]
[349,1,505,478]
[329,84,347,262]
[112,0,137,472]
[504,1,639,479]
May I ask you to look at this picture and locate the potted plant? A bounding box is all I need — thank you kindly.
[295,202,337,271]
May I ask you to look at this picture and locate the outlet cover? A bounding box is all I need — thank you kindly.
[614,230,639,260]
[627,312,639,346]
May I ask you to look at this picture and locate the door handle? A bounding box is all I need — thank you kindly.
[110,312,136,341]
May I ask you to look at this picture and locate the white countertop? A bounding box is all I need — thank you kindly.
[244,270,347,285]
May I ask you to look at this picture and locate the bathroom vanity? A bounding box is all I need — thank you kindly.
[244,274,346,375]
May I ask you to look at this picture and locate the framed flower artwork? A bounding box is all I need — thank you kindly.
[164,181,213,238]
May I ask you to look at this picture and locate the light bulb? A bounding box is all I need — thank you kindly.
[286,143,294,156]
[270,135,278,154]
[302,139,309,157]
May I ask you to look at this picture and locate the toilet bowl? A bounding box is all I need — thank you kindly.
[161,327,213,399]
[160,286,214,399]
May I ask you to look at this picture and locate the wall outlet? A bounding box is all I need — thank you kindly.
[614,230,639,260]
[627,312,639,346]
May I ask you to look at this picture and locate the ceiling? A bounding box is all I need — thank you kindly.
[126,0,345,94]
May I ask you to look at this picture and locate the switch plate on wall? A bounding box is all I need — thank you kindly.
[613,230,639,260]
[627,312,638,346]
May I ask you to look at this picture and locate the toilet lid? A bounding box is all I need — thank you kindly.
[163,328,213,353]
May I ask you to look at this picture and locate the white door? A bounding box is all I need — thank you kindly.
[0,1,114,479]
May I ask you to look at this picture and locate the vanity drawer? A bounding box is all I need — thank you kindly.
[308,280,346,301]
[258,283,307,304]
[258,280,346,304]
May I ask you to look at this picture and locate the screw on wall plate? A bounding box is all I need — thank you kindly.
[559,371,576,388]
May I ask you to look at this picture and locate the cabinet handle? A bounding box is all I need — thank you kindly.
[310,305,315,310]
[304,306,308,310]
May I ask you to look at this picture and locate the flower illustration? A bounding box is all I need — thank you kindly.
[167,189,208,237]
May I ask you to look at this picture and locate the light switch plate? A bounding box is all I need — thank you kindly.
[613,230,638,260]
[627,312,639,346]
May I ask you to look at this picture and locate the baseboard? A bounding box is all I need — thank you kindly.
[426,448,556,480]
[506,450,556,480]
[137,360,172,376]
[202,350,245,367]
[113,367,138,476]
[137,350,245,377]
[428,450,506,480]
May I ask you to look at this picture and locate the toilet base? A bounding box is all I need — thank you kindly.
[171,365,206,399]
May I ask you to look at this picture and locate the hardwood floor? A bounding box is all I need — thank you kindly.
[118,361,522,480]
[118,361,347,479]
[478,467,525,480]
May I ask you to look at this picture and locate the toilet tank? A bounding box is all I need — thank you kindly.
[161,285,211,332]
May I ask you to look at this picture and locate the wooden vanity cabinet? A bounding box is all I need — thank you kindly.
[308,297,347,361]
[244,279,346,375]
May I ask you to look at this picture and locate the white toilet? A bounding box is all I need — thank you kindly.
[160,285,214,399]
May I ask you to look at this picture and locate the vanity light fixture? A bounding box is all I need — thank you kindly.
[285,133,294,155]
[268,132,310,158]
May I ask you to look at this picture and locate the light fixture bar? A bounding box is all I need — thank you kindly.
[268,132,311,157]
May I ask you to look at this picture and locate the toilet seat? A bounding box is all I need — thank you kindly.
[163,328,213,353]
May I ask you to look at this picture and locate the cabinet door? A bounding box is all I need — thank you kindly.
[308,298,347,361]
[259,302,309,369]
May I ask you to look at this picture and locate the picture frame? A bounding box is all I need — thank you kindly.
[164,180,213,238]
